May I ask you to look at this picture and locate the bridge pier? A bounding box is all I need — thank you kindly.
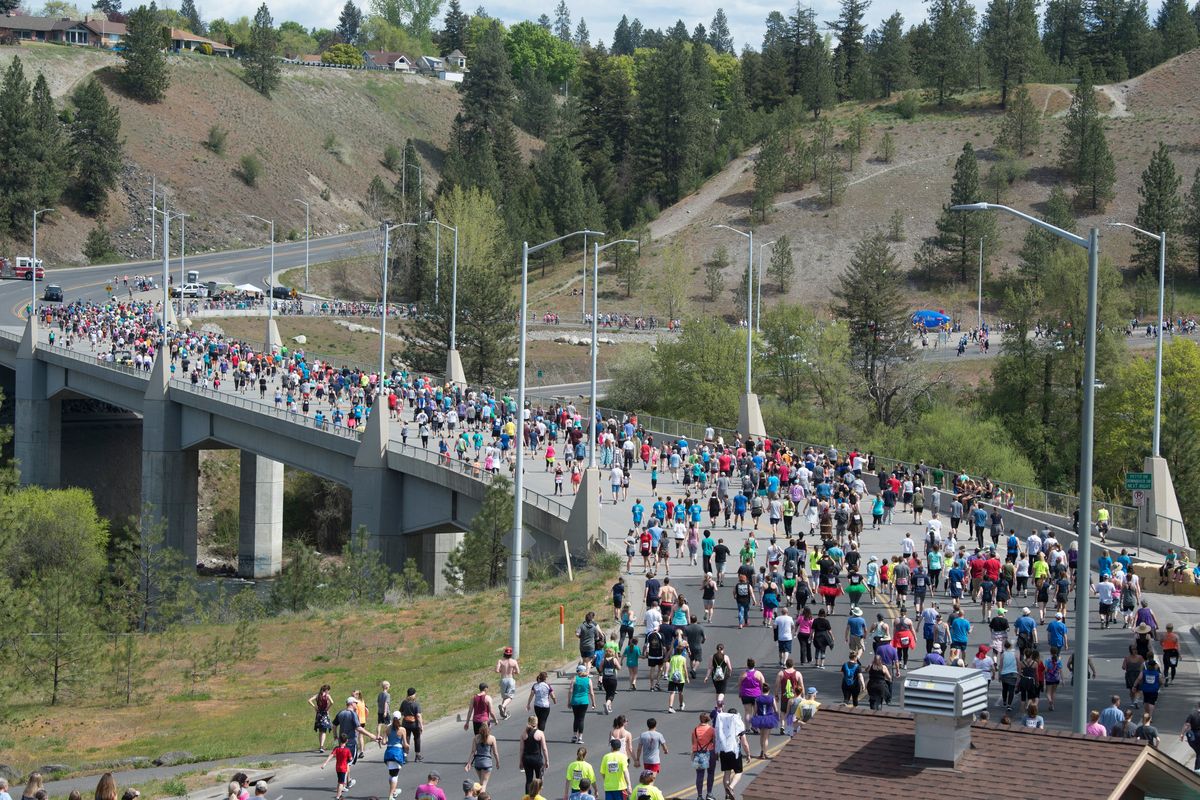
[351,410,402,556]
[15,317,61,487]
[238,451,283,577]
[142,352,198,561]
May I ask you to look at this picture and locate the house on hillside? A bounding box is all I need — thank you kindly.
[83,18,126,48]
[0,14,95,46]
[445,49,466,70]
[167,27,233,56]
[417,53,466,83]
[362,50,415,71]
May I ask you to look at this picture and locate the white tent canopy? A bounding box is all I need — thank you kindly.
[234,283,264,294]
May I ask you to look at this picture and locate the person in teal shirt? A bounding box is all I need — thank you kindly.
[702,531,716,574]
[632,500,645,527]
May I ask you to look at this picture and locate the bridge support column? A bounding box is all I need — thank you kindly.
[421,529,463,594]
[142,352,198,561]
[565,466,600,554]
[238,451,283,577]
[15,317,61,487]
[351,410,401,555]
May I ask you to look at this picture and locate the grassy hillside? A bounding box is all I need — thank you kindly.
[0,44,470,263]
[535,50,1200,323]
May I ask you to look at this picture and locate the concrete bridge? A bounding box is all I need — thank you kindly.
[0,320,600,589]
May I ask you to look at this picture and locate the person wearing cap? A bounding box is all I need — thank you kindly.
[496,647,521,721]
[252,782,267,798]
[1014,607,1038,653]
[598,737,630,800]
[414,771,447,800]
[923,643,946,667]
[464,683,497,735]
[844,607,866,657]
[400,688,425,762]
[333,696,381,768]
[632,770,663,800]
[383,712,410,800]
[1046,612,1068,651]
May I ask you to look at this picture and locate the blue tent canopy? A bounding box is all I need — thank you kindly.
[912,309,951,330]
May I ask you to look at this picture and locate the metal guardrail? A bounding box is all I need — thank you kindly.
[591,404,1143,535]
[170,379,366,442]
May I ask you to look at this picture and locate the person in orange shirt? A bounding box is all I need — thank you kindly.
[1162,623,1181,687]
[353,690,369,758]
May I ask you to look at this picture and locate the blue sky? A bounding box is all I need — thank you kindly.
[190,0,931,49]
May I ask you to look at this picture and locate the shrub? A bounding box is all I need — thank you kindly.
[896,91,919,120]
[324,133,349,164]
[237,153,261,186]
[198,42,213,56]
[83,223,119,264]
[383,143,401,172]
[319,186,331,201]
[205,124,228,155]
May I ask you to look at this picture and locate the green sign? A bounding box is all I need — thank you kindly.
[1125,472,1152,490]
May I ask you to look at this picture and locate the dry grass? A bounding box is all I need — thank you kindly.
[1,569,615,780]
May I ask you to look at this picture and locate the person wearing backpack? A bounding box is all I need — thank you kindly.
[666,649,690,714]
[733,574,756,629]
[644,629,666,692]
[710,644,732,695]
[1043,647,1063,711]
[776,659,805,735]
[840,653,866,706]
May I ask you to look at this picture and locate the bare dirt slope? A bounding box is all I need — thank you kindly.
[0,43,496,263]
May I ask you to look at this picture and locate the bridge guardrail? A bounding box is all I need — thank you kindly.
[171,380,367,443]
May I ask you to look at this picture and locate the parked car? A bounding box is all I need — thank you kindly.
[177,282,209,298]
[270,285,294,299]
[42,284,63,302]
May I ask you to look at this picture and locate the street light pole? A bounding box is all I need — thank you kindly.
[381,222,417,380]
[149,176,156,259]
[293,199,310,294]
[953,202,1098,734]
[173,211,190,319]
[757,240,775,333]
[245,215,276,349]
[31,208,52,319]
[581,232,590,320]
[590,238,639,470]
[429,218,462,383]
[714,224,764,439]
[434,221,440,307]
[512,228,604,658]
[977,238,984,330]
[1107,222,1167,456]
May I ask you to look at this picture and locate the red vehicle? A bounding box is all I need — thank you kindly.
[0,257,45,280]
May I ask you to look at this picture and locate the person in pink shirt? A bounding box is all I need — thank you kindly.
[1085,710,1108,737]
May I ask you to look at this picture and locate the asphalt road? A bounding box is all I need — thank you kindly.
[0,230,377,324]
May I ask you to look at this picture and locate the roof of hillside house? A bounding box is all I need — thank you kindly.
[363,50,413,64]
[0,14,83,31]
[446,49,465,59]
[167,27,233,50]
[742,706,1200,800]
[83,19,127,36]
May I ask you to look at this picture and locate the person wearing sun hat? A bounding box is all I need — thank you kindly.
[923,643,946,667]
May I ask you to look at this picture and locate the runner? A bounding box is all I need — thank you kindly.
[383,713,410,800]
[464,723,498,790]
[400,688,425,763]
[519,716,550,795]
[496,647,521,721]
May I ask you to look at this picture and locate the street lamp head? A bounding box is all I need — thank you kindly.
[949,203,989,212]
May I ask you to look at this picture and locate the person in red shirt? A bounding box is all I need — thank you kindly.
[969,554,986,602]
[320,735,355,798]
[985,553,1002,582]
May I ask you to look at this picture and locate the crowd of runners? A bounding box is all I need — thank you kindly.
[24,298,1200,799]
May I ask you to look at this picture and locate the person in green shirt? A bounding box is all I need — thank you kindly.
[632,770,664,800]
[666,650,689,713]
[564,747,595,800]
[599,738,630,800]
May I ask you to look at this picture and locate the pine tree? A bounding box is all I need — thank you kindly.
[813,119,845,206]
[768,234,795,292]
[536,13,551,31]
[1059,61,1097,180]
[4,572,100,705]
[573,18,589,48]
[1042,0,1085,67]
[995,84,1041,155]
[535,134,588,236]
[92,0,122,13]
[981,0,1039,108]
[442,478,512,591]
[875,130,896,162]
[514,71,555,138]
[1155,0,1199,56]
[1132,142,1182,277]
[29,73,68,214]
[872,12,909,97]
[1018,184,1074,279]
[752,134,784,221]
[828,0,871,100]
[611,15,634,55]
[631,38,702,206]
[798,7,836,118]
[179,0,205,34]
[1074,118,1116,211]
[833,231,916,425]
[244,3,281,97]
[336,0,362,44]
[1185,167,1200,278]
[923,0,976,105]
[704,245,728,302]
[120,4,170,102]
[708,8,733,53]
[440,0,468,55]
[0,56,36,236]
[928,142,997,281]
[552,0,570,42]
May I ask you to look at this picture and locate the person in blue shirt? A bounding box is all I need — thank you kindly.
[972,506,989,547]
[1046,612,1068,650]
[632,500,645,527]
[648,524,663,552]
[688,501,703,527]
[1097,550,1114,578]
[947,563,966,601]
[653,499,667,523]
[733,493,748,530]
[1014,608,1038,650]
[949,610,972,652]
[1117,551,1134,573]
[767,474,780,496]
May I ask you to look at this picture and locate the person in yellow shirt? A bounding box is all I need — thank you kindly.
[564,747,595,800]
[599,738,630,800]
[522,777,547,800]
[632,770,664,800]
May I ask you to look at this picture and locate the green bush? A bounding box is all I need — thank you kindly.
[895,91,919,120]
[198,42,213,56]
[237,153,261,186]
[210,506,238,559]
[205,124,228,155]
[383,143,401,172]
[83,223,119,264]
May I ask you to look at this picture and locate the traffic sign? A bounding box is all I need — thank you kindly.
[1132,489,1147,507]
[1125,472,1152,490]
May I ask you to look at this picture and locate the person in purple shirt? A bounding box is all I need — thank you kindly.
[414,771,447,800]
[875,641,899,704]
[923,644,947,666]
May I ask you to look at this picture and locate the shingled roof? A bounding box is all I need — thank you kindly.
[742,706,1200,800]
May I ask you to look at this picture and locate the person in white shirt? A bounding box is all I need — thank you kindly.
[609,465,624,504]
[773,607,795,666]
[925,515,943,552]
[714,706,750,797]
[900,533,915,557]
[1094,576,1117,628]
[1026,532,1042,558]
[643,604,662,636]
